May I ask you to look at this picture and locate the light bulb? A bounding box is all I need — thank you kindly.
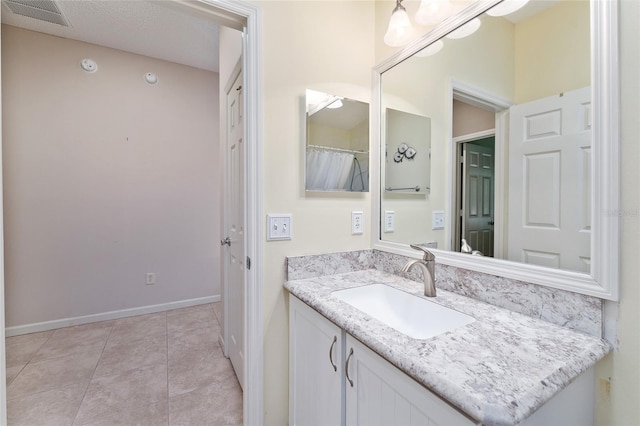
[487,0,529,17]
[445,17,481,40]
[384,1,415,47]
[415,39,444,57]
[415,0,452,26]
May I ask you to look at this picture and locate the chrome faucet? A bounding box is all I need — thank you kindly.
[402,244,437,297]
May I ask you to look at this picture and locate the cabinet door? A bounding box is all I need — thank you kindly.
[345,335,477,426]
[290,296,344,426]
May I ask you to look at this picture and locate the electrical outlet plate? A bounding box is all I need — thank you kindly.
[352,211,363,235]
[146,272,155,285]
[267,214,292,241]
[384,211,395,233]
[432,211,445,230]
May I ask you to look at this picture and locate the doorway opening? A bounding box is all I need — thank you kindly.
[455,135,495,256]
[0,1,263,423]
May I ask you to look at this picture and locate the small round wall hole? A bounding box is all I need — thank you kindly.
[80,58,98,73]
[144,72,158,85]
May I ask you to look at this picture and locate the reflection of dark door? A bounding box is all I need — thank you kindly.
[462,137,494,257]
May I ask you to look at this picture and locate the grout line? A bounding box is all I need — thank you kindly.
[71,321,115,426]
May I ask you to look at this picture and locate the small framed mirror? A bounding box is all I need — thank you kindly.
[384,108,431,194]
[305,89,369,192]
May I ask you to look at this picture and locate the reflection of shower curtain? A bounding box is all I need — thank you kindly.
[306,148,355,190]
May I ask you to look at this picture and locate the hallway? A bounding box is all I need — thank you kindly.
[6,303,242,425]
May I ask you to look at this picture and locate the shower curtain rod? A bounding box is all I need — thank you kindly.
[307,144,369,155]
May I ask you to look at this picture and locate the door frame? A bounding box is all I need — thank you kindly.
[448,80,511,257]
[0,0,264,424]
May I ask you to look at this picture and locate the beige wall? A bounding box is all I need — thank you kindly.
[452,100,495,138]
[1,26,221,327]
[514,0,590,104]
[259,1,374,423]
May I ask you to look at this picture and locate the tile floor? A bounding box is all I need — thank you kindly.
[6,302,243,426]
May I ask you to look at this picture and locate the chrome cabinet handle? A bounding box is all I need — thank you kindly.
[329,336,337,372]
[345,348,354,387]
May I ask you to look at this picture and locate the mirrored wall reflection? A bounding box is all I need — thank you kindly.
[380,0,592,273]
[305,90,369,192]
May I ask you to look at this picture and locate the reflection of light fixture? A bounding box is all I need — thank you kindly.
[487,0,529,17]
[326,98,343,109]
[415,0,452,26]
[445,17,481,39]
[384,0,415,47]
[415,39,444,57]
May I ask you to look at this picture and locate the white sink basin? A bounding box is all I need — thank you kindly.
[332,284,475,339]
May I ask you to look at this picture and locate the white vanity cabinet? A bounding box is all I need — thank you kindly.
[289,295,344,425]
[289,296,477,426]
[344,335,477,426]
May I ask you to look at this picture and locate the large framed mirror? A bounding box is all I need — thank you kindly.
[372,0,619,300]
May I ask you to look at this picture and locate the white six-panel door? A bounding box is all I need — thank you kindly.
[507,87,591,272]
[225,71,245,388]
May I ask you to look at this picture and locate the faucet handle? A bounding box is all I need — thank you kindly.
[409,244,435,261]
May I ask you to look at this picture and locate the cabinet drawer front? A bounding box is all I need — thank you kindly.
[346,336,478,426]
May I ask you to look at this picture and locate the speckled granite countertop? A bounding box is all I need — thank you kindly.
[285,269,610,426]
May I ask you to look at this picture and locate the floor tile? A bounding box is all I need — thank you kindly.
[168,347,229,397]
[166,304,212,318]
[167,307,216,336]
[168,326,219,361]
[107,312,167,346]
[5,304,241,425]
[93,335,167,378]
[6,331,54,367]
[76,400,168,426]
[8,351,101,400]
[8,383,86,426]
[6,364,25,386]
[169,368,242,426]
[32,322,113,362]
[74,363,167,425]
[212,302,223,325]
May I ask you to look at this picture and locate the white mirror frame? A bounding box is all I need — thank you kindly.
[371,0,620,300]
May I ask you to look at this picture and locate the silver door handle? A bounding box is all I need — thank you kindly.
[345,348,354,387]
[220,237,231,246]
[329,336,337,372]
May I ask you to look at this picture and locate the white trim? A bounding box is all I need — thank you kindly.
[193,1,263,424]
[448,81,512,260]
[5,295,221,337]
[372,0,620,301]
[0,3,6,422]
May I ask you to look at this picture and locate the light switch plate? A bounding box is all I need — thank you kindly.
[384,211,395,233]
[352,211,363,235]
[267,214,292,241]
[432,211,445,230]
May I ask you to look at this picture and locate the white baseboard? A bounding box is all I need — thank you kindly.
[5,295,221,337]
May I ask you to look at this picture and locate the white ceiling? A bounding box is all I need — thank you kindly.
[1,0,220,72]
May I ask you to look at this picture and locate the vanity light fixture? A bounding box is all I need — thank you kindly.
[415,39,444,57]
[445,17,481,39]
[326,97,344,109]
[415,0,452,26]
[384,0,415,47]
[486,0,529,17]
